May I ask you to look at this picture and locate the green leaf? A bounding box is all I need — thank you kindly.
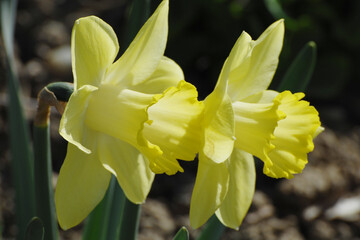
[196,215,225,240]
[118,198,141,240]
[263,0,289,20]
[33,125,59,240]
[25,217,44,240]
[173,227,189,240]
[263,0,299,30]
[82,176,116,240]
[122,0,151,52]
[82,177,125,240]
[1,0,17,58]
[277,41,317,92]
[1,0,36,239]
[82,178,139,240]
[105,183,125,239]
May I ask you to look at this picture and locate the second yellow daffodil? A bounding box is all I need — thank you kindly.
[55,0,203,230]
[190,20,324,229]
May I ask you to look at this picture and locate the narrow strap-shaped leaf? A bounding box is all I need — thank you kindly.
[1,0,36,239]
[122,0,151,52]
[33,125,59,240]
[263,0,289,20]
[263,0,297,30]
[82,176,116,240]
[25,217,44,240]
[277,41,317,92]
[118,198,141,240]
[104,183,125,239]
[172,227,189,240]
[196,215,225,240]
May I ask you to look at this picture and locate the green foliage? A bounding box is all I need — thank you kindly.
[82,177,125,240]
[277,41,317,92]
[173,227,189,240]
[196,215,225,240]
[1,0,36,239]
[25,218,44,240]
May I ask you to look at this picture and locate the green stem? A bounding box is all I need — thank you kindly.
[33,125,59,240]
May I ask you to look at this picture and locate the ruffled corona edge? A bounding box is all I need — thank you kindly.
[264,91,323,179]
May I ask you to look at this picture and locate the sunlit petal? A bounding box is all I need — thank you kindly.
[55,143,111,230]
[241,90,278,104]
[227,19,284,101]
[97,134,155,204]
[201,53,235,164]
[190,155,229,229]
[72,16,119,89]
[264,91,323,178]
[202,92,235,163]
[130,56,184,94]
[215,149,255,230]
[105,0,169,87]
[233,93,286,167]
[85,84,155,146]
[59,85,97,153]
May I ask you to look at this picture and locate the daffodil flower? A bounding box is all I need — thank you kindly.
[55,0,203,230]
[190,19,324,229]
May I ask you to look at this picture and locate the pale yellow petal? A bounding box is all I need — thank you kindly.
[84,84,164,167]
[59,85,98,153]
[104,0,169,87]
[55,143,111,230]
[85,84,154,145]
[202,92,235,163]
[215,149,255,230]
[97,134,155,204]
[72,16,119,89]
[233,94,285,167]
[264,91,322,178]
[130,56,184,94]
[241,90,278,104]
[227,19,285,101]
[190,155,229,229]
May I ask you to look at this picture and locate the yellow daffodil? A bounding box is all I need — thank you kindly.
[190,19,324,229]
[55,0,203,230]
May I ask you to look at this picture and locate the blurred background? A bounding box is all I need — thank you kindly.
[1,0,360,239]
